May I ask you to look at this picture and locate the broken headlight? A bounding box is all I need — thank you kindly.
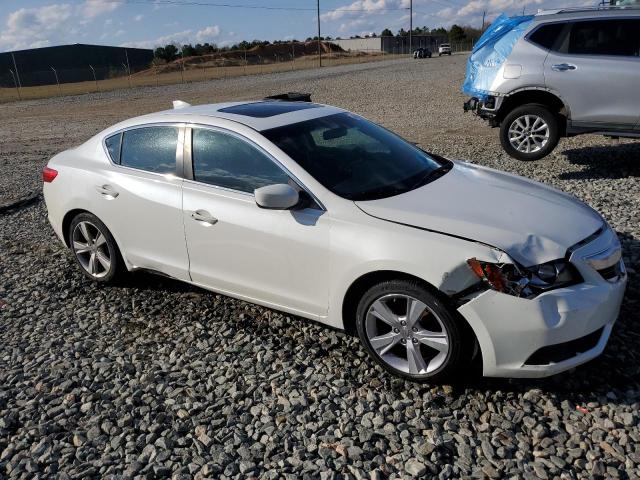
[466,258,582,298]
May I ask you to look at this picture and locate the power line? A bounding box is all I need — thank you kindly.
[99,0,412,13]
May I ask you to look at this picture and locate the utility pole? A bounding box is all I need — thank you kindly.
[409,0,412,55]
[317,0,322,67]
[481,10,486,31]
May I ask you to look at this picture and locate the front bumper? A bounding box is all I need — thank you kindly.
[458,227,627,378]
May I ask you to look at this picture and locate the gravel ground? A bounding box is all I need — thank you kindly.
[1,55,639,479]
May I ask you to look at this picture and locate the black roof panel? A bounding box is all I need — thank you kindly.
[218,101,320,118]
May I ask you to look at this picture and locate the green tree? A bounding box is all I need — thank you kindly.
[154,44,179,61]
[380,28,393,37]
[449,24,467,42]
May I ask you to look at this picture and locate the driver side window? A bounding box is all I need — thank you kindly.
[191,128,290,193]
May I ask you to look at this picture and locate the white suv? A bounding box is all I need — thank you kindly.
[438,43,452,56]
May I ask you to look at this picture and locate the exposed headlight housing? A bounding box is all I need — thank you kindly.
[466,258,582,298]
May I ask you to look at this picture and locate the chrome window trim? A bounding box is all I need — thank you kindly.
[185,123,326,211]
[100,122,186,179]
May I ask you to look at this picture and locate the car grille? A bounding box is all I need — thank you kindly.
[524,327,604,366]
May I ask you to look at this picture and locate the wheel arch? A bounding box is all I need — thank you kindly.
[62,208,93,247]
[341,270,469,335]
[498,88,569,134]
[61,209,128,269]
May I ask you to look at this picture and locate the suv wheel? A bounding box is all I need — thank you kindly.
[69,213,124,283]
[500,104,559,161]
[356,280,467,383]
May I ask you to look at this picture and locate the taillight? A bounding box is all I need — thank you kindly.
[43,166,58,183]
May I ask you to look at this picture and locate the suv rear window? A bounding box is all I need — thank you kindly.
[529,22,566,50]
[568,19,640,56]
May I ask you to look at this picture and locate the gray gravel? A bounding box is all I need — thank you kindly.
[1,55,639,479]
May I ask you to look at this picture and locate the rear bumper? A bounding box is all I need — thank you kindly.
[458,227,627,378]
[463,96,503,123]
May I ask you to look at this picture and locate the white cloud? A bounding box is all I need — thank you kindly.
[0,4,73,50]
[321,0,395,22]
[0,1,126,51]
[195,25,221,43]
[134,14,144,21]
[124,25,222,49]
[82,0,123,19]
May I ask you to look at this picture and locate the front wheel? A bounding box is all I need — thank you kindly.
[356,280,467,383]
[499,104,560,161]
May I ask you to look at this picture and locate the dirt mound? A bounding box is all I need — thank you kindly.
[135,41,344,76]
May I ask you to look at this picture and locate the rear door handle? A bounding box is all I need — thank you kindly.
[191,209,218,225]
[95,184,119,198]
[551,63,576,72]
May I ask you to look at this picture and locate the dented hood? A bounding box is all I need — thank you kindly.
[355,161,603,266]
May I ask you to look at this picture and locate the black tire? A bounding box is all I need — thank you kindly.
[68,212,125,283]
[356,280,468,383]
[499,103,560,161]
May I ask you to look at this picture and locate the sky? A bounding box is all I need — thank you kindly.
[0,0,595,52]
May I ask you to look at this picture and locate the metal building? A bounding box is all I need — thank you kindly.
[0,43,153,88]
[331,35,448,54]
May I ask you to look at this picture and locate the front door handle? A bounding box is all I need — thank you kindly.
[191,209,218,225]
[95,184,119,198]
[551,63,576,72]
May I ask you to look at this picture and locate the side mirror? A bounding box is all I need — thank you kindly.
[254,184,300,210]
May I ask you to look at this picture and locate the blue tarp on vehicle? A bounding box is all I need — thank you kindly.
[462,14,534,101]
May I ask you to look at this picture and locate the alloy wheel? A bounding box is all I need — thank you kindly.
[72,221,111,278]
[365,294,450,375]
[508,114,550,154]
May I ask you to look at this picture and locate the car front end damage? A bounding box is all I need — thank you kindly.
[456,226,626,378]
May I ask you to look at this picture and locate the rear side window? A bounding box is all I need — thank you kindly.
[105,133,122,163]
[568,19,640,56]
[529,22,566,50]
[192,129,290,193]
[120,126,178,174]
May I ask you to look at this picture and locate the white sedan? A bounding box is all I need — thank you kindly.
[42,97,627,382]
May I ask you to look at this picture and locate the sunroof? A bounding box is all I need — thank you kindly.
[218,101,320,118]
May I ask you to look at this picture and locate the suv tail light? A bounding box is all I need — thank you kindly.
[42,166,58,183]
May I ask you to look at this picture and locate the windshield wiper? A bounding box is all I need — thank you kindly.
[410,162,453,190]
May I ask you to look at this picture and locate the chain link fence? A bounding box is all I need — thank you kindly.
[0,44,473,103]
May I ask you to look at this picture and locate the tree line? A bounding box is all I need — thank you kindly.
[153,24,481,62]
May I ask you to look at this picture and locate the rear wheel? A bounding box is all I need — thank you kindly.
[68,213,124,283]
[356,280,467,383]
[500,103,560,161]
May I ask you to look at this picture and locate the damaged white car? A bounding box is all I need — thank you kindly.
[43,96,627,382]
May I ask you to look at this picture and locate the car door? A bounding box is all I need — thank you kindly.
[182,125,331,318]
[544,18,640,128]
[91,124,190,280]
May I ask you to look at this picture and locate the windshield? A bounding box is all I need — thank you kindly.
[262,112,449,201]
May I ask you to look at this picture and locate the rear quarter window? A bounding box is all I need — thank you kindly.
[528,22,566,50]
[104,133,122,163]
